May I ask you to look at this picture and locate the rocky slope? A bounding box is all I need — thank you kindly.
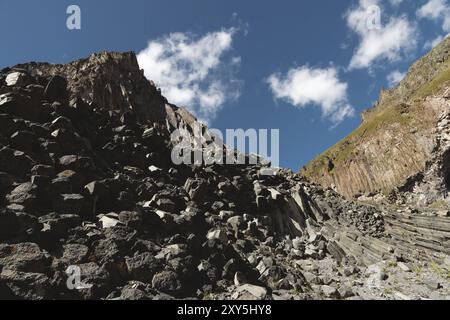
[0,52,449,300]
[301,37,450,206]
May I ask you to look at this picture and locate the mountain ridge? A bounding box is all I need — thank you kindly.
[301,36,450,206]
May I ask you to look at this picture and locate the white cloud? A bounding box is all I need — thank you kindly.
[417,0,450,32]
[389,0,404,6]
[266,66,355,124]
[137,27,241,123]
[424,35,446,49]
[346,0,417,70]
[387,70,406,87]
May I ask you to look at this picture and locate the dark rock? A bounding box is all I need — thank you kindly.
[0,243,49,273]
[58,155,96,176]
[50,176,73,194]
[92,238,122,265]
[49,116,74,133]
[0,114,18,136]
[43,76,68,104]
[156,198,177,212]
[52,193,88,216]
[152,270,182,295]
[74,262,111,299]
[184,178,208,203]
[10,131,39,152]
[31,175,51,188]
[126,252,160,282]
[0,92,41,121]
[119,283,149,300]
[118,211,143,228]
[33,165,54,180]
[6,183,40,212]
[0,146,35,176]
[60,244,89,266]
[0,269,54,300]
[0,208,20,240]
[39,213,80,241]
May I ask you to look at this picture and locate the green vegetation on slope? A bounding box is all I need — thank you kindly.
[302,37,450,182]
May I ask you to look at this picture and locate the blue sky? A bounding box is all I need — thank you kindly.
[0,0,448,170]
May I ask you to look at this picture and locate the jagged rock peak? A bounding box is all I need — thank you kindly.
[8,51,167,123]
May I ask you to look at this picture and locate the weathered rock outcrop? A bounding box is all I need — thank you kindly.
[301,37,450,206]
[10,52,167,123]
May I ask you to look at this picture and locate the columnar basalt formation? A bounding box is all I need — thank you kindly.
[302,37,450,206]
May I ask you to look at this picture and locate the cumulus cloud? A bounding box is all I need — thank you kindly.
[386,70,406,87]
[346,0,417,70]
[266,66,355,124]
[389,0,404,6]
[417,0,450,32]
[137,27,242,123]
[424,35,446,49]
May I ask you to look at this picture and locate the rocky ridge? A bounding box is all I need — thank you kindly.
[0,52,449,300]
[302,37,450,207]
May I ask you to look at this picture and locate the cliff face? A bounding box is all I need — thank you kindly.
[301,37,450,206]
[11,52,168,123]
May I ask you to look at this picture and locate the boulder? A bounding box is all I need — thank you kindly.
[5,72,29,87]
[0,269,53,300]
[321,285,340,299]
[151,270,182,295]
[227,216,245,231]
[6,183,40,212]
[0,243,49,273]
[59,155,96,176]
[232,284,268,300]
[0,92,41,121]
[126,252,160,282]
[206,229,228,244]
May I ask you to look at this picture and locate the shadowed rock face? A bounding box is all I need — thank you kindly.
[10,52,168,123]
[301,37,450,206]
[0,52,448,300]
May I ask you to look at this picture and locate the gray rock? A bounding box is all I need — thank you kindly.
[0,269,53,300]
[398,262,411,272]
[227,216,245,231]
[232,284,267,300]
[6,182,39,210]
[321,285,340,299]
[126,252,160,282]
[338,286,355,299]
[152,271,182,295]
[0,243,49,273]
[60,244,89,265]
[206,229,228,244]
